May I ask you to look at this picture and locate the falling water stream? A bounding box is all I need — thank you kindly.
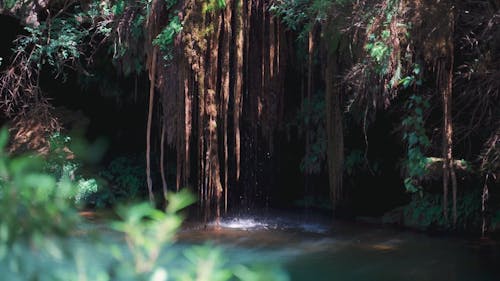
[176,213,500,281]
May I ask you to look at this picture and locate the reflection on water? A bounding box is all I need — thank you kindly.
[178,214,500,281]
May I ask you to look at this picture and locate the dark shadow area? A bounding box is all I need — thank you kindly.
[39,66,149,163]
[0,15,23,72]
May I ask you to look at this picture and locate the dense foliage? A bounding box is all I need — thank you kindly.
[270,0,499,230]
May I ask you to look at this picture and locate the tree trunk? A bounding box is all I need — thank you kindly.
[160,119,168,199]
[221,3,231,214]
[325,43,344,208]
[146,47,157,204]
[233,0,244,183]
[441,2,457,226]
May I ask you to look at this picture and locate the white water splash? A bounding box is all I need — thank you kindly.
[216,218,273,230]
[208,217,331,233]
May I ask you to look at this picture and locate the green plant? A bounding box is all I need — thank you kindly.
[365,38,390,69]
[403,190,482,230]
[360,1,430,193]
[165,0,178,10]
[98,155,146,206]
[16,16,90,78]
[2,0,17,10]
[203,0,227,14]
[104,0,150,75]
[270,0,310,32]
[403,193,444,229]
[75,178,99,204]
[345,0,413,107]
[111,189,195,274]
[401,79,430,193]
[270,0,348,43]
[175,245,233,281]
[109,189,289,281]
[0,128,79,260]
[154,15,183,61]
[45,132,101,205]
[46,132,74,177]
[290,93,327,174]
[363,0,403,80]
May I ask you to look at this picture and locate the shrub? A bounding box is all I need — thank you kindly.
[97,155,146,206]
[46,132,101,206]
[403,190,482,231]
[0,128,80,272]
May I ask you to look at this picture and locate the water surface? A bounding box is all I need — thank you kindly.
[177,214,500,281]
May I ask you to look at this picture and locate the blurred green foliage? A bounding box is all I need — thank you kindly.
[0,127,288,280]
[0,130,79,241]
[0,128,80,273]
[111,190,194,273]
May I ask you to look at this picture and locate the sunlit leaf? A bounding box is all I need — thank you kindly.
[166,189,195,214]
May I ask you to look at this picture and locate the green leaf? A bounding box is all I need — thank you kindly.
[399,76,414,88]
[167,189,195,213]
[217,0,226,9]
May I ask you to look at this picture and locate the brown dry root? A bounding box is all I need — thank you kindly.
[0,49,41,116]
[152,0,286,218]
[344,0,411,113]
[0,36,60,155]
[479,128,500,181]
[8,101,60,155]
